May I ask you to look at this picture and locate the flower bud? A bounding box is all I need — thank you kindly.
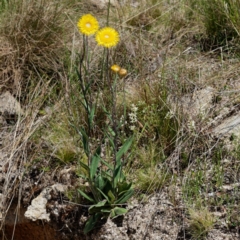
[111,64,121,73]
[118,68,127,78]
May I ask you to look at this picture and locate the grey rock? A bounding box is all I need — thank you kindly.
[212,112,240,138]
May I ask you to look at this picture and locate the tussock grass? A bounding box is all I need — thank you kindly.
[0,0,70,98]
[188,207,215,239]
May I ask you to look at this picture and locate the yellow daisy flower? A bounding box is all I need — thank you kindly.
[77,14,99,36]
[95,27,119,48]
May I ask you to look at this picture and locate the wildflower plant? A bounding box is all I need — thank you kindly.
[70,12,134,234]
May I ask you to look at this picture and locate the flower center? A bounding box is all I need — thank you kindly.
[104,34,110,39]
[86,23,91,28]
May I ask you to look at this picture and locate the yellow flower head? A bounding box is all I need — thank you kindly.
[77,14,99,36]
[111,64,121,73]
[96,27,119,48]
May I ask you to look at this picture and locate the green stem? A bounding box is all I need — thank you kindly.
[106,0,111,26]
[112,73,118,168]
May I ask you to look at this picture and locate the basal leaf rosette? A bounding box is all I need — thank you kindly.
[96,27,119,48]
[77,14,99,36]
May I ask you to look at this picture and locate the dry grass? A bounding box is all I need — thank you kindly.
[0,0,71,98]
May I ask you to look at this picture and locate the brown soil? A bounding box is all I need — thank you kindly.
[1,201,58,240]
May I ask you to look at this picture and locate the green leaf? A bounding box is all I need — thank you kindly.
[83,213,102,234]
[96,188,110,203]
[113,165,121,188]
[89,206,111,215]
[101,170,112,179]
[89,200,108,214]
[95,175,106,190]
[105,131,115,149]
[115,188,134,204]
[75,66,81,79]
[110,207,128,219]
[80,127,89,156]
[117,182,132,194]
[90,199,107,208]
[107,190,116,203]
[101,208,111,213]
[84,78,94,95]
[79,98,88,110]
[90,154,101,180]
[116,136,134,166]
[78,189,94,203]
[79,161,90,173]
[94,145,101,156]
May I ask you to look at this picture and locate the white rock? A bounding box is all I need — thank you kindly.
[0,91,23,115]
[89,0,119,9]
[52,183,68,193]
[24,184,67,222]
[24,188,51,221]
[191,86,215,118]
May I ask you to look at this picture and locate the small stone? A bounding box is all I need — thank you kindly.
[89,0,119,9]
[0,91,24,116]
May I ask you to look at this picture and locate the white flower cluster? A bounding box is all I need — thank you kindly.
[128,104,138,131]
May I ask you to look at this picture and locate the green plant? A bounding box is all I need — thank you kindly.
[68,10,134,234]
[0,0,8,13]
[182,167,206,205]
[188,207,215,239]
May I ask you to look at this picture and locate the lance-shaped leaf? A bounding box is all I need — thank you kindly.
[113,165,121,189]
[116,136,133,167]
[79,127,89,156]
[115,188,134,204]
[78,189,94,203]
[110,207,128,219]
[95,175,106,190]
[107,190,116,203]
[90,148,101,180]
[96,188,110,203]
[83,213,102,234]
[78,161,90,173]
[89,199,108,214]
[117,182,132,194]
